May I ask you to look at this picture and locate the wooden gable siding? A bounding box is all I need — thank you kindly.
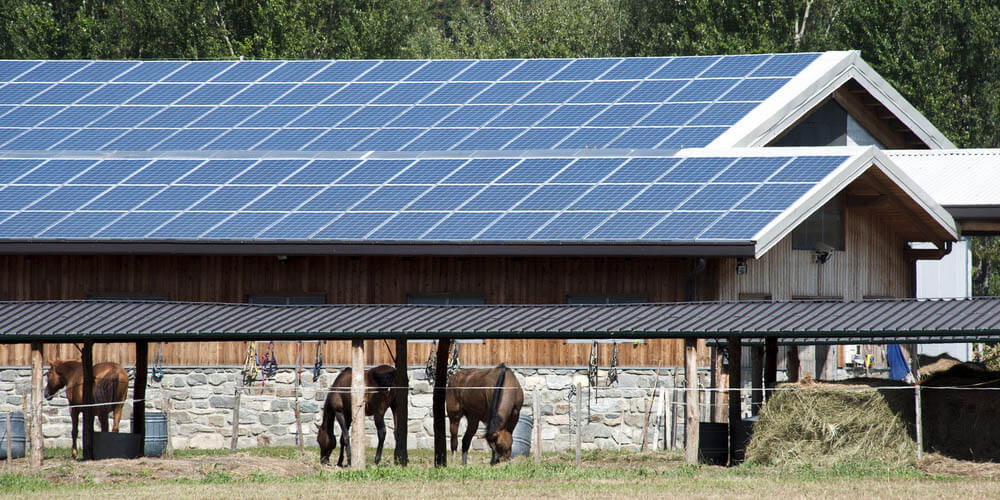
[0,255,715,368]
[717,205,912,301]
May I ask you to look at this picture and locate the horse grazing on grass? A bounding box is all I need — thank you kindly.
[316,364,398,467]
[45,358,128,459]
[447,363,524,465]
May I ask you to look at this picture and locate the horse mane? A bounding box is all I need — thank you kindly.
[486,363,507,438]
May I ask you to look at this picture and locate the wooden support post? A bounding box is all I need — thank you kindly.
[533,386,541,464]
[750,345,763,416]
[764,337,778,403]
[134,342,148,457]
[727,336,742,466]
[394,338,409,466]
[575,383,582,468]
[433,338,451,467]
[787,346,800,383]
[350,339,366,469]
[30,342,44,468]
[295,341,303,458]
[711,346,724,423]
[915,384,923,461]
[81,342,95,461]
[230,384,241,454]
[641,362,663,452]
[684,338,699,464]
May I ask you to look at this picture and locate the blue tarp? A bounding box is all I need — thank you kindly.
[887,344,911,380]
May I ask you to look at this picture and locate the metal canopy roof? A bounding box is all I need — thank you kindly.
[1,296,999,344]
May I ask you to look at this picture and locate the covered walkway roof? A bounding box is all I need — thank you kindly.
[2,296,999,344]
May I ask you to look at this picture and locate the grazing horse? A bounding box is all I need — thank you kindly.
[44,359,128,459]
[447,363,524,465]
[316,364,398,467]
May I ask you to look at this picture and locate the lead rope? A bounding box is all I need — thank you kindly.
[151,341,164,383]
[588,341,599,418]
[448,342,460,377]
[312,340,324,383]
[261,341,278,380]
[242,341,259,387]
[607,342,619,387]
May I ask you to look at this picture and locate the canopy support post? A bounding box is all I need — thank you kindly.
[433,337,452,467]
[727,335,742,466]
[764,337,778,402]
[350,339,366,470]
[683,337,699,464]
[134,341,148,457]
[393,338,408,466]
[29,342,44,469]
[81,342,95,461]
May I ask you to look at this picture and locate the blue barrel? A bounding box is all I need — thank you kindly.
[144,412,168,457]
[511,413,533,457]
[0,412,26,460]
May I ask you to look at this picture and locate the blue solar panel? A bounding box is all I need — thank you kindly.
[401,129,471,151]
[569,81,635,103]
[90,106,164,127]
[284,160,360,185]
[437,105,505,127]
[557,127,624,149]
[442,159,517,184]
[407,185,483,210]
[487,105,555,127]
[53,129,126,150]
[125,159,203,184]
[0,83,50,104]
[289,106,358,127]
[138,186,215,210]
[689,102,760,126]
[470,83,536,104]
[608,127,677,149]
[0,106,63,126]
[537,104,605,126]
[16,159,93,183]
[496,158,570,183]
[154,129,226,150]
[1,128,73,150]
[0,159,43,182]
[643,212,722,239]
[179,159,253,184]
[227,84,294,105]
[314,213,389,238]
[651,57,720,79]
[422,213,499,239]
[96,212,177,238]
[553,59,621,81]
[204,129,276,150]
[569,185,644,210]
[658,127,726,148]
[502,128,574,150]
[701,211,780,239]
[263,61,331,82]
[29,186,108,210]
[679,184,756,210]
[0,128,28,147]
[551,158,624,183]
[71,159,147,184]
[188,106,260,127]
[405,60,474,82]
[532,212,608,239]
[204,213,283,238]
[701,55,770,78]
[42,106,112,127]
[0,61,40,81]
[373,83,439,104]
[661,157,734,182]
[770,156,847,182]
[114,61,185,82]
[515,185,590,210]
[213,61,282,82]
[750,53,819,77]
[323,83,391,104]
[231,160,307,184]
[243,186,322,211]
[128,84,198,105]
[453,128,524,150]
[670,79,739,102]
[338,106,408,127]
[191,186,268,210]
[40,212,123,237]
[737,183,813,210]
[79,84,147,104]
[299,186,375,211]
[422,83,489,104]
[0,211,68,237]
[258,213,336,239]
[29,84,101,104]
[338,159,414,184]
[358,61,426,82]
[165,62,234,82]
[241,106,310,127]
[353,185,429,211]
[502,60,569,81]
[0,186,55,209]
[639,103,707,126]
[252,129,324,151]
[716,157,792,182]
[588,104,657,127]
[624,184,699,210]
[600,58,670,80]
[178,84,246,104]
[388,106,457,127]
[67,62,138,82]
[454,60,522,81]
[720,78,790,101]
[150,212,229,238]
[303,129,373,151]
[276,83,344,104]
[478,212,554,239]
[461,185,536,210]
[16,61,89,82]
[587,212,667,239]
[391,159,467,184]
[620,81,686,103]
[520,82,587,103]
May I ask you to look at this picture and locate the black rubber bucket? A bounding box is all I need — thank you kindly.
[0,412,26,460]
[698,422,728,465]
[93,432,142,460]
[144,412,167,457]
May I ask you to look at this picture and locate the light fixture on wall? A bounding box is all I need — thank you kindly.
[276,255,289,263]
[736,257,747,275]
[814,242,834,264]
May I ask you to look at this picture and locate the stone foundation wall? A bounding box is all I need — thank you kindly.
[1,365,717,453]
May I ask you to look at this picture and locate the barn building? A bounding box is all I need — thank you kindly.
[0,51,995,460]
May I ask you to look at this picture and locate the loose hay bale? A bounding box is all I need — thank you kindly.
[746,384,915,467]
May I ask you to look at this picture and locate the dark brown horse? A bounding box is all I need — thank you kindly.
[447,363,524,465]
[45,358,128,459]
[316,364,398,467]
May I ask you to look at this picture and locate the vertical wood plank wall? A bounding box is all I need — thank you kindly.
[0,256,716,367]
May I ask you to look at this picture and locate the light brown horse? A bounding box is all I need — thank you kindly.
[316,365,398,467]
[447,363,524,465]
[45,359,128,459]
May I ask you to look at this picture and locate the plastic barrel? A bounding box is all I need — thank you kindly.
[144,412,168,457]
[698,422,728,465]
[511,413,533,457]
[0,412,26,460]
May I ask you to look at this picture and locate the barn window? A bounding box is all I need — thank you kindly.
[407,295,485,343]
[565,295,647,344]
[792,196,844,251]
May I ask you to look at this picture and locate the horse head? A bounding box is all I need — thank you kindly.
[44,359,66,400]
[316,422,336,464]
[486,429,513,463]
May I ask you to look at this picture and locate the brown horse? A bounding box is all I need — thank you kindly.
[45,358,129,459]
[447,363,524,465]
[316,364,398,467]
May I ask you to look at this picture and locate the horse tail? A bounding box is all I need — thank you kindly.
[94,375,118,405]
[486,364,507,438]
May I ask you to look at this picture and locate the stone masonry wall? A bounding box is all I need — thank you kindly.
[0,365,714,454]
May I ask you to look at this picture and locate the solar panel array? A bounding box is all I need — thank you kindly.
[0,54,819,153]
[0,152,851,241]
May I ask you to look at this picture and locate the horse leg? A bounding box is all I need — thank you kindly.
[373,412,386,465]
[71,408,79,459]
[461,418,478,466]
[99,409,109,433]
[449,415,460,458]
[336,411,349,467]
[112,403,123,432]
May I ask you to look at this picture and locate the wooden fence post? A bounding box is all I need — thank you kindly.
[394,338,409,466]
[29,342,44,468]
[351,339,366,469]
[230,384,241,454]
[533,386,541,464]
[575,383,582,468]
[684,338,700,464]
[915,384,923,461]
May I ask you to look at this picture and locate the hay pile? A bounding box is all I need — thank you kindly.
[745,380,916,467]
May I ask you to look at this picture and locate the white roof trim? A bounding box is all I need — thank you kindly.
[886,149,1000,208]
[710,51,956,150]
[744,146,958,258]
